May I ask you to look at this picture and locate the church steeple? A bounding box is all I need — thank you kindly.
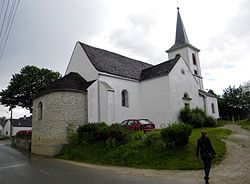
[166,7,203,90]
[174,7,189,46]
[167,7,199,53]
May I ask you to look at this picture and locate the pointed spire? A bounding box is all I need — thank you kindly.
[175,7,189,45]
[166,7,200,53]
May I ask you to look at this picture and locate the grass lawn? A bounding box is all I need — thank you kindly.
[60,127,231,170]
[236,119,250,131]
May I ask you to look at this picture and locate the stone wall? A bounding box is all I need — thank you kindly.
[32,90,88,156]
[12,137,31,152]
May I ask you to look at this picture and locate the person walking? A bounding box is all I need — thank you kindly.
[196,130,216,184]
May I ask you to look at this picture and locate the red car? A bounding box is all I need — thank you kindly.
[121,119,155,132]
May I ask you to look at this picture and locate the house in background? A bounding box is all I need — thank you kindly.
[3,116,32,137]
[65,8,219,127]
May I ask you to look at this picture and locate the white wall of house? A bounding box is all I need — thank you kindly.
[65,42,98,81]
[168,58,204,122]
[0,125,3,135]
[140,76,171,128]
[205,96,220,119]
[88,73,142,124]
[3,120,10,137]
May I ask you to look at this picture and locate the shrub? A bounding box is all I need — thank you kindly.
[204,116,216,127]
[179,107,216,128]
[16,130,32,139]
[143,131,161,146]
[77,122,109,144]
[161,123,192,148]
[107,123,131,144]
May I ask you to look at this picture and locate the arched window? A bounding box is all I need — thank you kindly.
[38,102,43,120]
[211,103,215,114]
[192,53,197,65]
[176,54,181,58]
[183,93,192,101]
[121,90,129,107]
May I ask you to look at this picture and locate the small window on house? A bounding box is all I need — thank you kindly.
[185,103,190,109]
[38,102,43,120]
[176,54,181,58]
[194,70,198,75]
[181,69,185,75]
[211,103,215,114]
[122,90,129,107]
[192,53,197,65]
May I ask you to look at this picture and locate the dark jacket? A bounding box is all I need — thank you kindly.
[196,137,216,158]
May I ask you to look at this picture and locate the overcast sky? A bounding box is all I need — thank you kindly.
[0,0,249,118]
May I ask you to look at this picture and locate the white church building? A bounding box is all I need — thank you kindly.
[65,8,219,127]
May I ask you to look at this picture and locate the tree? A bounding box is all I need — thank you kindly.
[219,84,250,120]
[0,65,61,112]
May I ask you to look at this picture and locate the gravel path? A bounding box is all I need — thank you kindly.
[62,124,250,184]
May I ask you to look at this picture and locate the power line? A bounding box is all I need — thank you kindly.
[0,0,20,62]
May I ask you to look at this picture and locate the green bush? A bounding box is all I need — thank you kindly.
[107,123,131,144]
[161,123,192,148]
[77,122,109,144]
[179,107,217,128]
[204,116,216,127]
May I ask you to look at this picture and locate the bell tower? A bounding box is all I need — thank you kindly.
[166,7,203,90]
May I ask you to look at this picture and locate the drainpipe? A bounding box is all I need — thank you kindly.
[97,75,101,122]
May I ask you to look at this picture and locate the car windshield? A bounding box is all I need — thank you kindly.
[138,119,152,124]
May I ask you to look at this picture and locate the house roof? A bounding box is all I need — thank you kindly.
[140,56,180,80]
[199,90,217,98]
[11,117,32,127]
[79,42,153,80]
[34,72,95,98]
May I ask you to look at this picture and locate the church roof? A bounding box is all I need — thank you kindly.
[140,56,180,80]
[34,72,95,98]
[79,42,153,80]
[199,90,217,98]
[167,8,199,52]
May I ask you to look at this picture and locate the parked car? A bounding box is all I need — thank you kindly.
[121,119,155,132]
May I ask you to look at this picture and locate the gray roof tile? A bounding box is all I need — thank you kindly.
[79,42,153,80]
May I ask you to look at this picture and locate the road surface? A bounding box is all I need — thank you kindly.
[0,140,187,184]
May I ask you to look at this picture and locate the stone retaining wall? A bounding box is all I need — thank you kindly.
[12,137,31,152]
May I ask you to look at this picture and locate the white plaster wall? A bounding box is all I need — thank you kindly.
[168,47,203,90]
[88,74,141,124]
[65,42,98,81]
[3,120,10,137]
[205,96,220,119]
[140,77,171,128]
[12,127,32,136]
[168,58,204,122]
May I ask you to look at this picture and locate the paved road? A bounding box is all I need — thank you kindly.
[0,140,187,184]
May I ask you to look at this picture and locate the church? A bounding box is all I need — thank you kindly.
[31,8,219,156]
[65,8,219,127]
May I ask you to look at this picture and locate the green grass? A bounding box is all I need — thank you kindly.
[236,119,250,131]
[60,127,231,170]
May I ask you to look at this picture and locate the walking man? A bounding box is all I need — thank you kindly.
[196,130,216,184]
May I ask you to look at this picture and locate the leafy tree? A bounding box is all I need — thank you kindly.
[219,84,250,120]
[0,65,61,112]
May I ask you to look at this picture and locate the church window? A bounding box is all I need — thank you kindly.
[176,54,181,58]
[211,103,215,114]
[192,53,197,65]
[184,103,190,108]
[181,69,185,75]
[183,93,192,101]
[122,90,129,107]
[38,102,43,120]
[194,70,198,75]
